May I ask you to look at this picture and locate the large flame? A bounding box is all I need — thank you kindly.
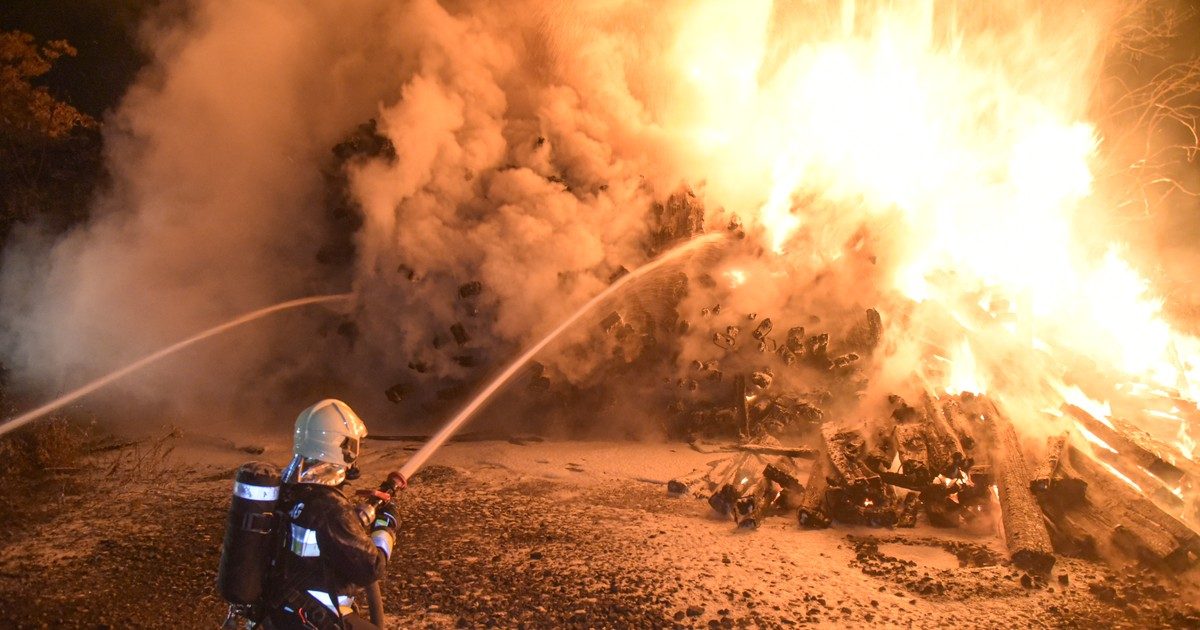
[665,1,1197,459]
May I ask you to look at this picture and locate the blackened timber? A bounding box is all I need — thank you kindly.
[727,444,817,459]
[1089,448,1184,509]
[1063,404,1186,485]
[734,374,751,437]
[1065,447,1199,570]
[864,423,896,472]
[668,466,711,497]
[940,397,978,451]
[708,484,740,519]
[1030,433,1086,503]
[958,465,993,512]
[1109,414,1200,480]
[877,469,925,492]
[990,407,1056,574]
[797,456,831,529]
[1040,448,1185,568]
[763,462,804,492]
[820,424,878,488]
[894,422,932,483]
[896,493,920,528]
[1040,500,1109,561]
[922,393,968,475]
[1031,433,1067,493]
[922,485,963,528]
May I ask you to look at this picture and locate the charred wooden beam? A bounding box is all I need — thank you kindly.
[877,469,925,492]
[1030,433,1067,493]
[1030,433,1086,503]
[922,487,962,528]
[863,423,896,473]
[708,484,741,519]
[1065,446,1199,571]
[826,488,898,527]
[1088,448,1184,509]
[734,373,751,437]
[819,423,896,526]
[989,406,1056,574]
[940,396,978,451]
[1038,499,1104,561]
[896,492,921,528]
[1108,414,1200,480]
[1038,446,1192,569]
[894,422,931,483]
[1063,404,1187,485]
[726,444,817,459]
[667,466,712,497]
[763,462,804,492]
[752,317,773,340]
[797,456,832,529]
[921,393,968,475]
[764,461,806,510]
[844,308,883,352]
[820,424,876,485]
[957,465,994,515]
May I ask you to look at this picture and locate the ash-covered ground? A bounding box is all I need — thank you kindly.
[0,427,1197,629]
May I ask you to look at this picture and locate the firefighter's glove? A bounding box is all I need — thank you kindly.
[370,500,399,561]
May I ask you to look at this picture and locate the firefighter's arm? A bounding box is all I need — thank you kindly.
[370,500,399,560]
[319,502,388,586]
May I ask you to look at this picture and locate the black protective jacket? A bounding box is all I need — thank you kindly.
[263,482,386,629]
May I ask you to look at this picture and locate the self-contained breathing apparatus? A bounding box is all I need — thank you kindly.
[217,460,283,626]
[216,400,400,630]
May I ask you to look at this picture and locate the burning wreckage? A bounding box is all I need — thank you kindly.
[609,197,1200,579]
[669,383,1200,576]
[368,183,1199,579]
[360,169,1195,583]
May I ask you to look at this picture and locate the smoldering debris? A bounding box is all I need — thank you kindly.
[669,391,1200,577]
[666,302,881,441]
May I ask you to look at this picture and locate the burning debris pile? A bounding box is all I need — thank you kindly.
[665,300,882,440]
[370,187,712,425]
[671,391,1200,576]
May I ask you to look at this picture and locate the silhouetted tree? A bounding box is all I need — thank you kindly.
[1,30,100,244]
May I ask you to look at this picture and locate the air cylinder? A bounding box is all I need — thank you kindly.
[216,461,281,605]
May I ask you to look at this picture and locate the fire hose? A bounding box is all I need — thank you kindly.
[355,471,407,629]
[344,234,728,628]
[365,582,386,629]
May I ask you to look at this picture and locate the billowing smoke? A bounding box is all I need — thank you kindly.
[0,0,1195,446]
[0,0,724,431]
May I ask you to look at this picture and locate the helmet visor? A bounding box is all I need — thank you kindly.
[340,436,360,464]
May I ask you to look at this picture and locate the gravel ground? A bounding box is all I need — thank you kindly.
[0,431,1197,629]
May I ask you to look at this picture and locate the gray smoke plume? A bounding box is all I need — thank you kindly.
[0,0,715,431]
[0,0,1190,442]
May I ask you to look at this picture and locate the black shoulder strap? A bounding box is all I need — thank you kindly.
[266,487,348,628]
[319,554,347,626]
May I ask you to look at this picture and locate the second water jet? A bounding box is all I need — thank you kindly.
[396,232,728,480]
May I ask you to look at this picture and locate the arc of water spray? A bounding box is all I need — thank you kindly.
[396,232,727,480]
[0,293,355,438]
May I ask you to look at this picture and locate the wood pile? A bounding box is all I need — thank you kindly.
[672,391,1200,576]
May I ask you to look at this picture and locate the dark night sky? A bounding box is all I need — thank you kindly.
[0,0,160,117]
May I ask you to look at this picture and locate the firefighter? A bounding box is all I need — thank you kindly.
[261,399,399,630]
